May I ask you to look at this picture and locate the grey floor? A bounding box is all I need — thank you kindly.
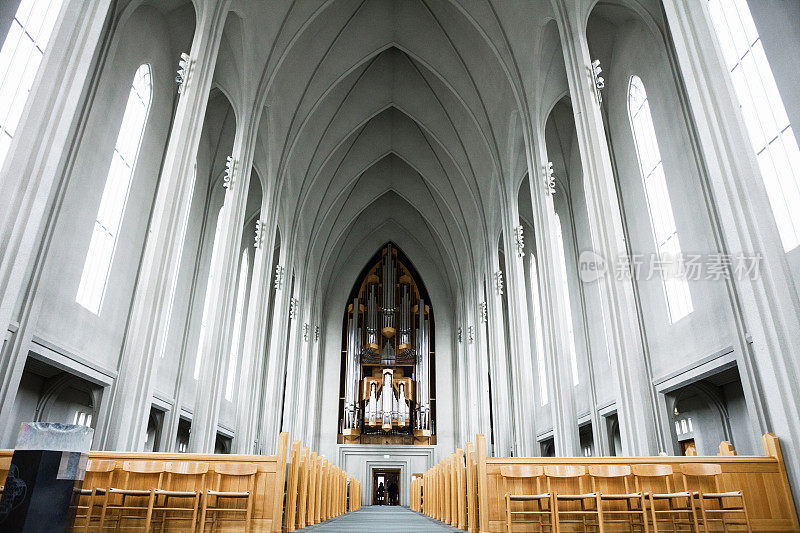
[297,505,461,531]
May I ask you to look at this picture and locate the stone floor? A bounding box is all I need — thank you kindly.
[296,505,461,531]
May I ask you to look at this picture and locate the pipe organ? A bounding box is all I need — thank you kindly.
[339,244,434,445]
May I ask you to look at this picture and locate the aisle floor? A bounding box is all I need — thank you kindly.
[296,505,461,531]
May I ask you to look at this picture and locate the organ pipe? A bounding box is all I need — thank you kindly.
[343,297,360,430]
[416,298,430,431]
[366,281,379,352]
[382,245,396,338]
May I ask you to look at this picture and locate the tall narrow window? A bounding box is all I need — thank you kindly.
[195,205,226,380]
[76,64,152,313]
[708,0,800,251]
[554,214,579,386]
[225,249,249,401]
[628,75,693,323]
[529,254,549,405]
[0,0,64,168]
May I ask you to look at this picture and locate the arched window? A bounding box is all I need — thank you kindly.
[628,75,693,323]
[225,249,249,401]
[76,64,152,313]
[554,214,579,385]
[0,0,64,168]
[195,205,225,380]
[528,253,549,405]
[708,0,800,251]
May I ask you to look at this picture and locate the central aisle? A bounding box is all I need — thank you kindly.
[297,505,461,531]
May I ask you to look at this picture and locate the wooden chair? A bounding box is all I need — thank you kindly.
[99,460,165,532]
[632,464,695,532]
[153,461,208,532]
[199,462,258,532]
[500,464,553,532]
[679,463,752,531]
[544,464,600,532]
[588,464,648,532]
[76,458,117,532]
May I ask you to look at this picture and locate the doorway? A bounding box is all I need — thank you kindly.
[372,468,400,505]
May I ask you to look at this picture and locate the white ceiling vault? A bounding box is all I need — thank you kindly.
[186,0,664,309]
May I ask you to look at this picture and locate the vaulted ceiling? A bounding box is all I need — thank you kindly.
[160,0,665,311]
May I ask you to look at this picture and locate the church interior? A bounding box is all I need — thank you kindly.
[1,0,800,530]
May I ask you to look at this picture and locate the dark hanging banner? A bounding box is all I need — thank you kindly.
[0,422,92,533]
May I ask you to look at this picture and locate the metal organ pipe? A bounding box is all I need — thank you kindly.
[343,297,360,430]
[366,282,378,351]
[415,298,430,431]
[399,282,411,350]
[382,244,396,338]
[381,369,393,431]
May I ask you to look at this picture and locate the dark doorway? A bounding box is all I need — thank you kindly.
[373,469,400,506]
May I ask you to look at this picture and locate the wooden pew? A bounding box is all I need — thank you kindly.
[0,432,290,532]
[0,430,366,532]
[474,433,799,532]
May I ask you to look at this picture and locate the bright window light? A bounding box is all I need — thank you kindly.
[554,214,579,385]
[76,64,152,313]
[529,253,549,405]
[708,0,800,252]
[628,75,693,323]
[225,249,249,401]
[0,0,64,168]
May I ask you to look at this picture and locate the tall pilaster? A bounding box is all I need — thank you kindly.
[280,289,303,440]
[663,0,800,501]
[485,254,514,457]
[189,102,259,453]
[475,285,494,452]
[527,130,580,457]
[454,304,468,445]
[500,199,537,456]
[233,197,278,454]
[303,321,322,446]
[551,0,658,455]
[101,0,231,451]
[259,250,292,453]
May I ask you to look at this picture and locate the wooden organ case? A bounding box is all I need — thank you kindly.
[338,243,435,445]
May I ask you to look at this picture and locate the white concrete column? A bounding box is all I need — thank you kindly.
[233,193,278,454]
[467,297,490,442]
[303,320,322,446]
[455,304,469,445]
[475,284,494,452]
[101,0,231,451]
[663,0,800,499]
[0,0,113,432]
[551,0,658,455]
[280,287,303,440]
[289,308,314,439]
[526,130,580,457]
[189,103,259,453]
[485,254,515,457]
[258,249,292,453]
[500,199,538,456]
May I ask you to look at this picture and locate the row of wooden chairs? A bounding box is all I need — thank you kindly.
[501,462,751,532]
[75,458,257,532]
[414,435,797,532]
